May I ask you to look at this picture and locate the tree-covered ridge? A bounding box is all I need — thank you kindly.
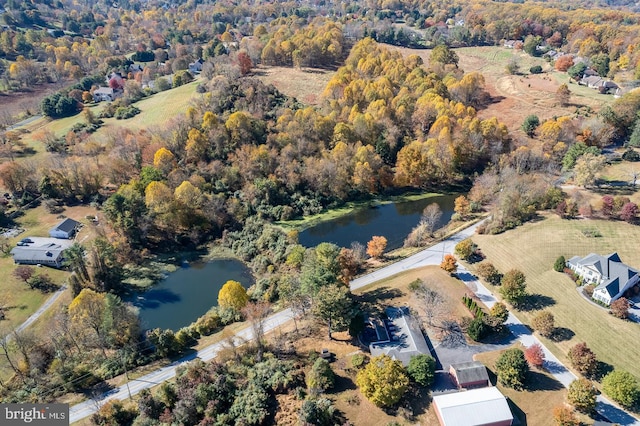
[90,39,508,250]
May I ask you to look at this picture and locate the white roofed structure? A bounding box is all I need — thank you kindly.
[433,387,513,426]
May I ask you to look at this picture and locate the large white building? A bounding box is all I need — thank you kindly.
[567,252,639,305]
[433,387,513,426]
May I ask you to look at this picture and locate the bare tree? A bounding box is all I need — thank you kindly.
[422,203,443,236]
[413,282,448,326]
[241,301,271,361]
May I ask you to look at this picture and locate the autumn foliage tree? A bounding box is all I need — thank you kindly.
[500,269,527,306]
[524,343,545,368]
[366,236,387,259]
[13,266,34,284]
[568,342,598,377]
[567,378,597,413]
[440,254,457,274]
[218,280,248,312]
[356,354,409,407]
[610,297,630,319]
[552,405,580,426]
[531,311,555,337]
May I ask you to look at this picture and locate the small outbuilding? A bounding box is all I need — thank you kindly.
[433,387,514,426]
[49,218,81,239]
[449,361,490,389]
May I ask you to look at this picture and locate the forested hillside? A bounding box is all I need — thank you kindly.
[3,0,640,422]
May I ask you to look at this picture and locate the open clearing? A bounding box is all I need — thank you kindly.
[254,65,335,105]
[470,213,640,379]
[391,45,613,135]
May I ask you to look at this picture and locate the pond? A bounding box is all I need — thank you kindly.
[298,194,458,250]
[128,259,253,331]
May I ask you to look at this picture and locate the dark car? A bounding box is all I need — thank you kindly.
[20,238,33,244]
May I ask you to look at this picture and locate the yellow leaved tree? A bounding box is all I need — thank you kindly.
[218,280,248,311]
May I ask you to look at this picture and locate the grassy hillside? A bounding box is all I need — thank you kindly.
[470,213,640,379]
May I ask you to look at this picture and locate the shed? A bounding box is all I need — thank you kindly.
[433,387,513,426]
[49,218,81,239]
[449,362,490,389]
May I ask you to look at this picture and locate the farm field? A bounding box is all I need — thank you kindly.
[470,213,640,379]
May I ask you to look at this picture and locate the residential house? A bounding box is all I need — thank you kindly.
[579,75,604,88]
[503,40,517,49]
[92,87,120,102]
[129,63,143,74]
[49,218,81,239]
[11,240,71,268]
[449,361,490,389]
[188,58,204,74]
[433,387,513,426]
[369,306,430,366]
[567,252,639,305]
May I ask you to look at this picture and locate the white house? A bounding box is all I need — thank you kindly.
[92,87,120,102]
[567,252,639,305]
[11,239,73,268]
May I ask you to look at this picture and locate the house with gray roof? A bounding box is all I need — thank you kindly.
[449,361,490,389]
[567,252,639,305]
[11,240,70,268]
[49,218,81,239]
[369,306,430,366]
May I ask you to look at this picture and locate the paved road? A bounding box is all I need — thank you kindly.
[6,114,42,131]
[350,220,485,291]
[457,266,640,426]
[69,309,294,423]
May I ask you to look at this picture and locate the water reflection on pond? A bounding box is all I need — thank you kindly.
[129,259,253,331]
[298,194,457,250]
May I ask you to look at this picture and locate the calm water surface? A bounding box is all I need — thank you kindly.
[129,259,253,331]
[298,194,457,250]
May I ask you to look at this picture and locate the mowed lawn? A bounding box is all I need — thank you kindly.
[16,79,200,155]
[471,213,640,379]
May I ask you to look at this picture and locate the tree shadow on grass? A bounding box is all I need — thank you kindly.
[594,360,615,381]
[519,294,556,312]
[549,327,575,342]
[332,373,356,393]
[525,371,565,392]
[355,287,403,317]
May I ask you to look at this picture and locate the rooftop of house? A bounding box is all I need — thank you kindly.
[52,217,81,233]
[568,252,638,296]
[369,306,430,366]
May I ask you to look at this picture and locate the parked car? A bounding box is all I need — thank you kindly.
[20,238,33,244]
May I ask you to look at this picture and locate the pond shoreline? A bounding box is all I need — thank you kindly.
[275,191,457,232]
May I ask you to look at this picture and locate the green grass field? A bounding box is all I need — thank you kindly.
[16,79,200,156]
[470,213,640,379]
